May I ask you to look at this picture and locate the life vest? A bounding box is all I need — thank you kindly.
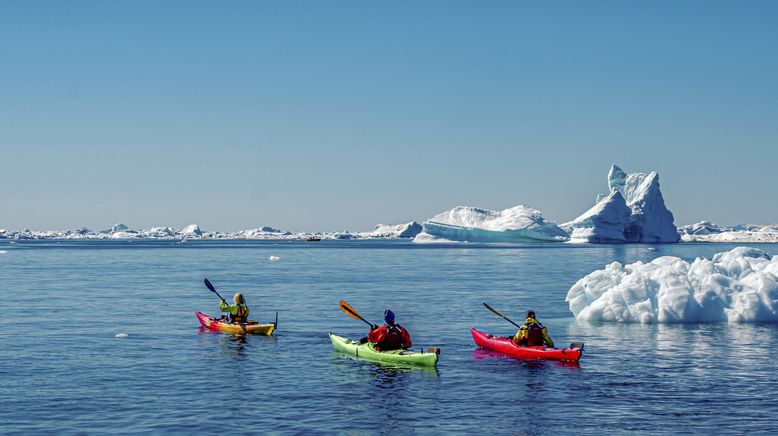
[377,324,405,351]
[231,304,248,324]
[524,322,545,346]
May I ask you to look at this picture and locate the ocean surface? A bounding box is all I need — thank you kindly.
[2,240,778,434]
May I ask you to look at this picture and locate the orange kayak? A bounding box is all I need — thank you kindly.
[195,311,276,335]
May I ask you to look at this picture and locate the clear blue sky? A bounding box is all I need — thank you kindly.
[2,1,777,232]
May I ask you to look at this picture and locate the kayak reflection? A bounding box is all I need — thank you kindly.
[331,351,439,376]
[471,348,581,369]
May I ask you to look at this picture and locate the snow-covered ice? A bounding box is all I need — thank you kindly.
[565,190,631,243]
[268,256,281,261]
[179,224,203,238]
[565,165,679,243]
[359,222,422,239]
[679,222,778,243]
[414,205,569,243]
[566,247,778,323]
[115,333,129,338]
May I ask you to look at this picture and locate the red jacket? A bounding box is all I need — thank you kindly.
[368,324,412,351]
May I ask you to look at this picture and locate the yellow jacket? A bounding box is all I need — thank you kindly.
[513,318,554,347]
[219,300,250,318]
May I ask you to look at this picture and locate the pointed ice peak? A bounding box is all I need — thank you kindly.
[608,164,627,193]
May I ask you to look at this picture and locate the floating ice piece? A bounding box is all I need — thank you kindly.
[115,333,129,338]
[0,250,6,254]
[268,256,281,261]
[566,247,778,323]
[415,205,568,243]
[679,222,778,243]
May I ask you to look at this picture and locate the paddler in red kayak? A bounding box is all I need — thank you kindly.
[513,310,554,347]
[368,309,412,351]
[219,292,250,324]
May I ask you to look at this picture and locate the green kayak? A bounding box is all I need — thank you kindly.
[329,333,439,367]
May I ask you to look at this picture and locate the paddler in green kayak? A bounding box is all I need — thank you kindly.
[513,310,554,347]
[219,292,250,324]
[368,309,412,351]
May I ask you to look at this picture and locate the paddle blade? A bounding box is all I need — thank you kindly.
[204,278,216,293]
[338,300,365,322]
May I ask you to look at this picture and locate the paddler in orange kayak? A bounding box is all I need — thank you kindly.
[513,310,554,347]
[219,292,250,324]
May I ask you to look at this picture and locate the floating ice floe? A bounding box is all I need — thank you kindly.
[566,247,778,323]
[268,256,281,261]
[0,250,6,255]
[414,205,569,243]
[115,333,129,338]
[678,222,778,243]
[563,165,679,243]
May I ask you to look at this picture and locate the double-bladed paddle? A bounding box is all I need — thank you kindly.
[483,302,522,328]
[338,300,377,329]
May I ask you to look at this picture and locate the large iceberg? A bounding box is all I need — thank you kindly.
[414,205,569,243]
[566,247,778,323]
[564,165,679,243]
[565,190,631,243]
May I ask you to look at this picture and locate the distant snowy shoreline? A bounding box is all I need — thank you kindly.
[0,222,424,241]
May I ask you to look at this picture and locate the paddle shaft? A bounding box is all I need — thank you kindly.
[483,302,522,328]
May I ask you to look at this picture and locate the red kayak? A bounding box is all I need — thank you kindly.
[471,328,584,362]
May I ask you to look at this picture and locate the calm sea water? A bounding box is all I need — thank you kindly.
[2,240,778,434]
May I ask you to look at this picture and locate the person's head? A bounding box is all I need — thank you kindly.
[384,309,395,325]
[234,293,245,305]
[526,310,536,320]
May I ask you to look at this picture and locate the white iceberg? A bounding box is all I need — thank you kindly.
[566,247,778,323]
[566,165,679,243]
[179,224,203,238]
[679,222,778,243]
[565,190,631,243]
[414,205,569,243]
[359,222,422,239]
[139,227,175,238]
[110,223,130,233]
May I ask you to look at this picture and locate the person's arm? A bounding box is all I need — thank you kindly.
[542,327,554,348]
[368,326,385,344]
[219,300,237,314]
[402,328,412,348]
[512,327,527,344]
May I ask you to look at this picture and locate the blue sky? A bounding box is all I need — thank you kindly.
[2,1,777,232]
